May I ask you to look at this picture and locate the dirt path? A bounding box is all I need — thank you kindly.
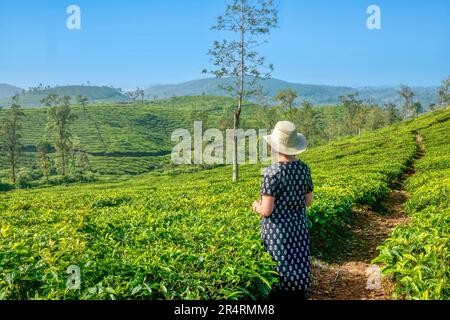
[308,134,424,300]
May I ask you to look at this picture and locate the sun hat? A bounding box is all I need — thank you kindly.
[263,121,308,155]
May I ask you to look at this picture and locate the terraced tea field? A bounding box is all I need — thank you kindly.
[0,109,449,300]
[0,96,255,176]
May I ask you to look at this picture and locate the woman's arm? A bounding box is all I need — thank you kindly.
[305,192,314,207]
[252,196,275,218]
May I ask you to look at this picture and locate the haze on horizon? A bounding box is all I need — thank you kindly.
[0,0,449,90]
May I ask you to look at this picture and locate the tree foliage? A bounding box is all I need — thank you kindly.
[43,95,77,176]
[1,94,24,183]
[204,0,278,181]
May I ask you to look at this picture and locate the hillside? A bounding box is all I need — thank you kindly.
[1,108,448,299]
[0,83,23,99]
[0,95,438,178]
[145,78,439,107]
[0,85,130,108]
[0,80,439,108]
[0,96,257,176]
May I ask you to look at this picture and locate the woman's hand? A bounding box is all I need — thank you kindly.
[253,196,275,218]
[305,192,314,207]
[252,200,261,213]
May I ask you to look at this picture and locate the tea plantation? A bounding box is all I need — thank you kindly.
[0,108,449,300]
[374,110,450,299]
[0,96,254,177]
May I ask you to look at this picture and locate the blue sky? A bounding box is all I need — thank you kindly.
[0,0,449,89]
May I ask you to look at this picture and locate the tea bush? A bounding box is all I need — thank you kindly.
[374,109,450,300]
[1,109,449,300]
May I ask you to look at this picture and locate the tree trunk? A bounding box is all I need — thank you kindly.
[232,111,239,182]
[11,161,16,184]
[61,150,66,176]
[72,152,76,173]
[233,4,245,182]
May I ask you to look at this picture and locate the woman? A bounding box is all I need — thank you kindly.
[252,121,314,301]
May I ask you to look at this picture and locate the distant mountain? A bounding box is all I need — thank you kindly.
[0,80,440,109]
[0,85,130,108]
[0,83,23,99]
[144,78,439,108]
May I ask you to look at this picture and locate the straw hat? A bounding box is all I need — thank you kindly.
[263,121,308,155]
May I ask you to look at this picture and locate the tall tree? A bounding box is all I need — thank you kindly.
[1,95,24,183]
[398,85,415,119]
[411,102,423,118]
[296,101,314,138]
[274,88,298,120]
[44,95,77,176]
[136,88,145,106]
[339,93,366,136]
[364,105,382,131]
[383,103,401,125]
[322,106,341,142]
[437,76,449,107]
[76,95,107,152]
[78,151,91,175]
[204,0,278,181]
[126,90,138,105]
[69,136,81,173]
[37,140,53,183]
[295,101,325,146]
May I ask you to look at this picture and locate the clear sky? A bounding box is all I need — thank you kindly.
[0,0,449,89]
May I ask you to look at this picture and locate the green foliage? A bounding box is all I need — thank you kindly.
[37,140,53,183]
[15,167,33,188]
[374,110,450,300]
[0,109,429,300]
[44,95,78,176]
[0,103,448,300]
[0,85,129,108]
[0,96,263,179]
[274,89,298,119]
[1,95,24,183]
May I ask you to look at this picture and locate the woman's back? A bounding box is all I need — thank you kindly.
[261,160,313,218]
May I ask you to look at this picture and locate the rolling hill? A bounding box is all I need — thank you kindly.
[0,80,439,108]
[145,78,439,108]
[0,96,255,176]
[0,83,23,99]
[0,85,130,108]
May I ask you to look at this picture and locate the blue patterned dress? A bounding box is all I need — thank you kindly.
[260,160,314,291]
